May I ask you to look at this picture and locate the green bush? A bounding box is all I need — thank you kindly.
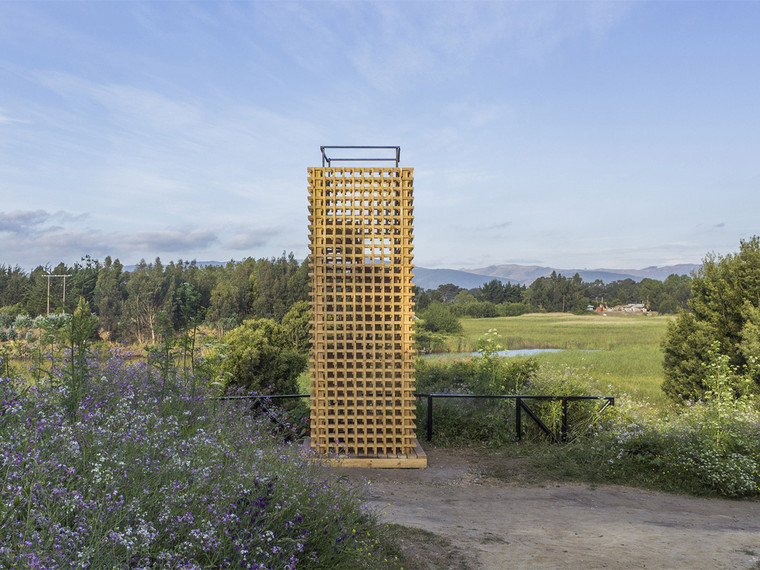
[548,348,760,497]
[415,358,477,394]
[499,302,531,317]
[0,303,25,320]
[451,301,499,318]
[13,314,32,329]
[219,318,308,394]
[414,361,602,446]
[413,328,449,354]
[418,304,462,334]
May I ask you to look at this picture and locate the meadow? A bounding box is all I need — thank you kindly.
[440,312,672,405]
[417,312,760,497]
[2,305,757,570]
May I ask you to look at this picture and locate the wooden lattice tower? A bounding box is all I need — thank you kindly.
[308,159,423,466]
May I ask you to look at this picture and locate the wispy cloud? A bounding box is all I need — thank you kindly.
[121,229,218,252]
[33,71,202,136]
[0,210,88,236]
[338,2,632,93]
[0,209,221,267]
[0,109,24,124]
[226,229,278,250]
[0,210,50,234]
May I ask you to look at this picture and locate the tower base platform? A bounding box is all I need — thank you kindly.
[304,438,427,468]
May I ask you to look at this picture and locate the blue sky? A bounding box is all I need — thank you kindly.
[1,1,759,272]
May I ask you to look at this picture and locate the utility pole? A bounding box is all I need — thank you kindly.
[44,274,72,316]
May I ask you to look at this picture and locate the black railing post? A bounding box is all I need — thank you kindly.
[561,398,568,443]
[515,397,522,441]
[427,395,433,442]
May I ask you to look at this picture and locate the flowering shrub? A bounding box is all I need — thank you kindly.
[573,348,760,497]
[418,335,759,498]
[0,348,391,568]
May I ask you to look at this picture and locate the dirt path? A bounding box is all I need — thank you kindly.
[336,448,760,569]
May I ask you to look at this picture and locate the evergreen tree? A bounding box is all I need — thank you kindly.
[662,237,760,401]
[93,257,127,339]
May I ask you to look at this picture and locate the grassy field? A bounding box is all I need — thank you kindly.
[442,312,672,405]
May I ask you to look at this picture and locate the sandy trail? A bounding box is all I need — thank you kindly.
[336,448,760,569]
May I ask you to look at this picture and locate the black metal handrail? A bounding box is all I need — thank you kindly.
[414,393,615,443]
[211,392,615,444]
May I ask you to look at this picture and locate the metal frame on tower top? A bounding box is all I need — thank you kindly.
[320,146,400,167]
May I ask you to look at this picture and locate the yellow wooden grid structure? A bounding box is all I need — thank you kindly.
[307,166,419,462]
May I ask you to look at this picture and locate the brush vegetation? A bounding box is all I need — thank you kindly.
[429,312,670,404]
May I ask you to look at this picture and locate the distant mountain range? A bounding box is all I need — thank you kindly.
[123,260,700,291]
[412,263,701,290]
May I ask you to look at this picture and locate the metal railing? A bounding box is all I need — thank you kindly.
[415,393,615,443]
[320,146,401,167]
[212,392,615,444]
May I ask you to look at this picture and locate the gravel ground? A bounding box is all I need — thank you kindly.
[336,447,760,570]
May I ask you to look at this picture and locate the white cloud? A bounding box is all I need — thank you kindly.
[0,109,24,124]
[0,210,89,236]
[226,229,277,250]
[122,229,218,252]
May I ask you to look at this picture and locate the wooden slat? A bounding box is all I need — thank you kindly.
[308,167,418,461]
[304,438,427,469]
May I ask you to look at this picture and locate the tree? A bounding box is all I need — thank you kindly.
[173,282,204,332]
[124,258,174,343]
[24,266,53,316]
[250,253,308,321]
[93,257,126,339]
[63,298,99,422]
[419,303,462,334]
[67,256,100,311]
[478,279,507,304]
[206,261,254,333]
[220,318,307,394]
[662,237,760,401]
[0,265,28,309]
[450,289,476,315]
[660,274,692,314]
[281,300,311,352]
[525,271,586,312]
[437,283,464,303]
[413,286,431,312]
[172,282,205,377]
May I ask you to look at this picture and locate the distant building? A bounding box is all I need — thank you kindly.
[608,303,647,313]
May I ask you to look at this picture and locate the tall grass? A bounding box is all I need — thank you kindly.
[531,349,760,497]
[438,313,671,404]
[448,313,670,352]
[532,345,666,404]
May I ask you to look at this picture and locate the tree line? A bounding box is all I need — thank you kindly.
[0,253,309,342]
[415,270,692,318]
[5,239,760,404]
[1,254,694,344]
